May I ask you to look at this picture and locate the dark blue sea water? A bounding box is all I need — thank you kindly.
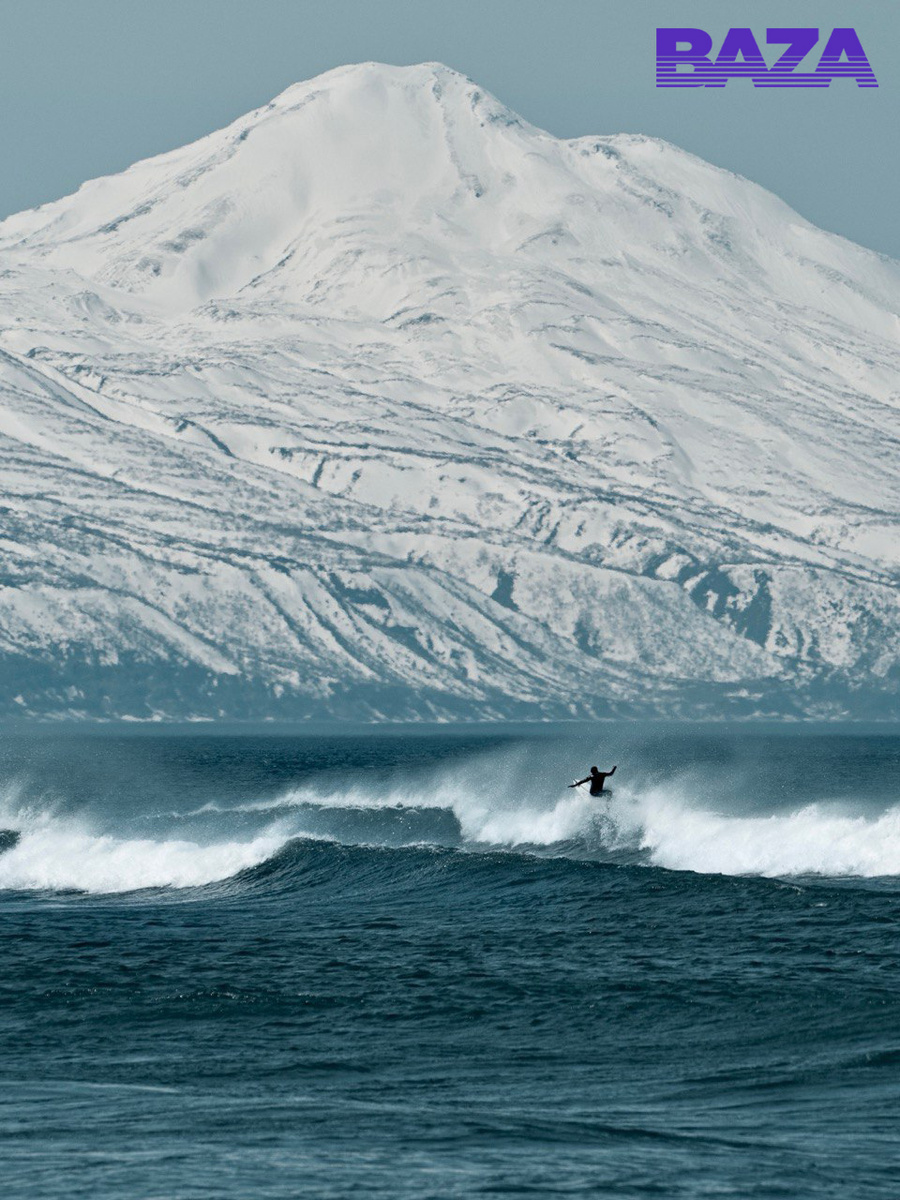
[1,726,899,1198]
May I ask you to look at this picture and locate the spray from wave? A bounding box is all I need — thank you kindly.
[237,774,900,880]
[0,778,288,893]
[1,736,898,892]
[629,786,900,878]
[0,827,286,894]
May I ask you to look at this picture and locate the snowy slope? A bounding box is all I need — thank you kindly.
[0,62,898,720]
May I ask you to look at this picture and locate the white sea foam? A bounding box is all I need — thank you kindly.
[625,787,900,878]
[0,827,286,894]
[265,772,900,878]
[3,757,899,891]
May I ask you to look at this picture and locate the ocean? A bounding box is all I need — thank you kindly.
[1,725,898,1198]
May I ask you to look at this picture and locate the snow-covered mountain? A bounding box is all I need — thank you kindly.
[1,62,898,720]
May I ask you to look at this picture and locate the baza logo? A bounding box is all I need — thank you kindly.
[657,28,878,88]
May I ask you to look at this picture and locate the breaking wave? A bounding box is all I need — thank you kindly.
[630,788,900,878]
[1,736,899,894]
[0,826,285,894]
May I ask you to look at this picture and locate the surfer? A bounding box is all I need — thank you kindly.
[569,765,617,796]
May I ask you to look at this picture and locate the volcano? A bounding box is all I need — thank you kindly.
[0,62,898,720]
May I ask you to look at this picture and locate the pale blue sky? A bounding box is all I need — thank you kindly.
[0,0,896,256]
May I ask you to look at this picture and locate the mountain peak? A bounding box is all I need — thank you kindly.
[268,60,481,102]
[0,59,538,310]
[1,60,896,327]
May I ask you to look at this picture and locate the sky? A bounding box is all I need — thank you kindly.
[0,0,896,257]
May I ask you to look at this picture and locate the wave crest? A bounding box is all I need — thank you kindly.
[2,743,900,893]
[0,826,285,894]
[633,790,900,878]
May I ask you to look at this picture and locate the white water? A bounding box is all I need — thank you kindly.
[630,787,900,878]
[241,769,900,879]
[0,787,287,893]
[0,827,286,893]
[2,764,900,892]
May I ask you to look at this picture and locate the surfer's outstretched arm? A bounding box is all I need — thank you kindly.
[609,766,617,776]
[569,776,591,788]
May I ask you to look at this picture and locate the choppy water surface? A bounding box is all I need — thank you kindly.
[1,725,899,1198]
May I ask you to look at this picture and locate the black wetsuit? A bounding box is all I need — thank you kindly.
[573,766,617,796]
